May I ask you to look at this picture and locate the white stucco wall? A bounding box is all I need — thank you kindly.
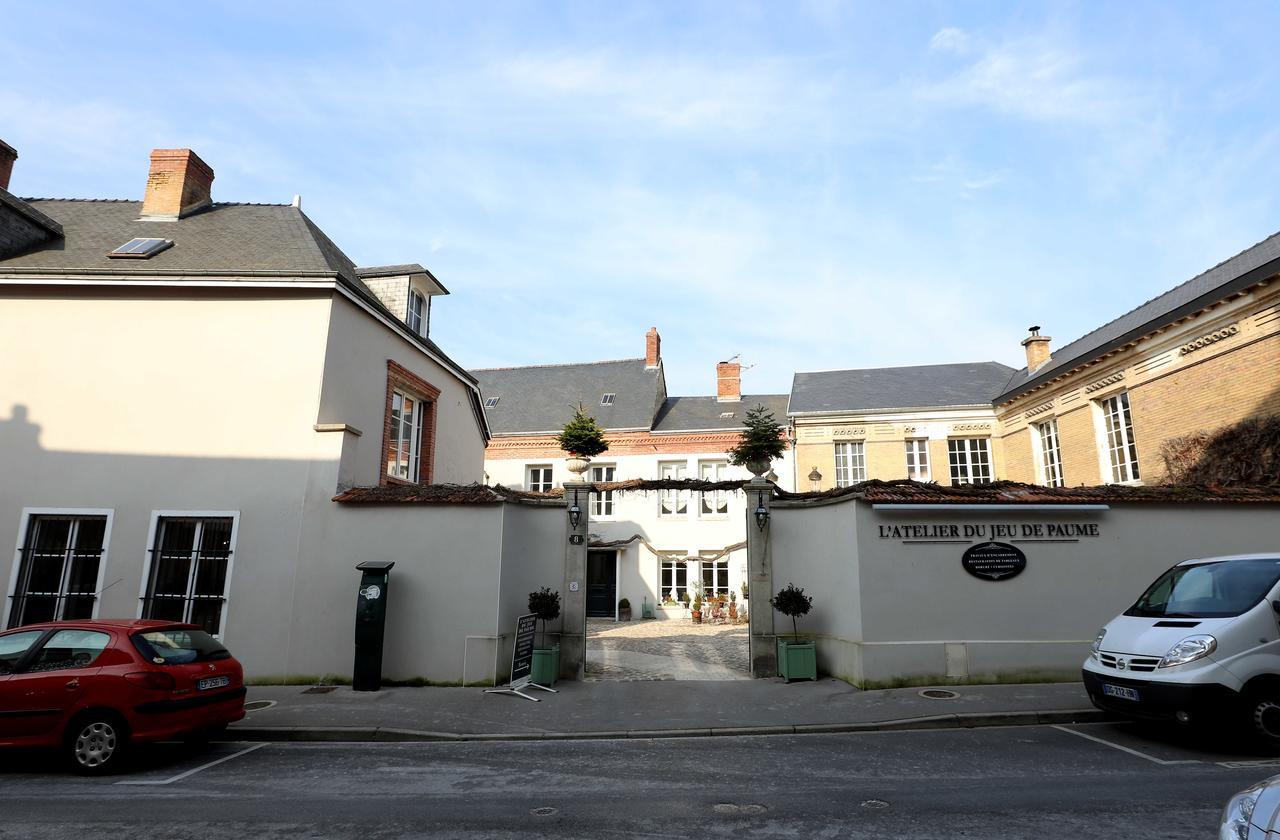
[317,294,486,486]
[769,496,1280,685]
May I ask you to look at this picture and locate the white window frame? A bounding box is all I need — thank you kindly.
[659,555,689,603]
[5,508,114,630]
[1033,419,1065,488]
[137,511,240,639]
[698,460,729,518]
[658,461,688,518]
[590,464,616,518]
[1098,392,1141,484]
[834,441,867,487]
[947,438,992,485]
[407,290,425,335]
[699,556,730,598]
[904,439,931,481]
[526,465,554,493]
[387,389,425,482]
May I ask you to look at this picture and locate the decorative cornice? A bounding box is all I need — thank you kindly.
[1024,401,1054,418]
[1084,372,1126,393]
[1179,323,1239,356]
[951,423,992,433]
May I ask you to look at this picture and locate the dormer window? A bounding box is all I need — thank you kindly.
[107,238,172,259]
[407,290,425,335]
[601,393,615,406]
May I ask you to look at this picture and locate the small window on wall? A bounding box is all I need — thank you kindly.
[142,516,235,636]
[591,465,616,516]
[527,465,554,492]
[834,441,866,487]
[905,439,930,481]
[407,290,425,335]
[1035,420,1064,488]
[948,438,992,485]
[8,514,109,628]
[658,462,687,517]
[1099,392,1141,483]
[699,461,728,517]
[700,557,729,598]
[660,558,688,603]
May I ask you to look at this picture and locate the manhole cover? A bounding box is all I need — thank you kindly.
[918,688,959,700]
[713,803,768,814]
[302,686,337,694]
[243,700,276,712]
[530,807,558,817]
[860,799,890,809]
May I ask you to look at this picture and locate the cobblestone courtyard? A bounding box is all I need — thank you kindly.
[585,618,750,681]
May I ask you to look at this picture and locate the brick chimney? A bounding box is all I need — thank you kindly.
[645,327,661,369]
[0,139,16,191]
[716,359,742,402]
[1021,326,1052,372]
[140,148,215,220]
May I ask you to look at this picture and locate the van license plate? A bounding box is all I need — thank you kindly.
[1102,684,1140,702]
[198,676,230,691]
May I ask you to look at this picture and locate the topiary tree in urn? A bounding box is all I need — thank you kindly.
[557,403,609,476]
[727,404,787,477]
[771,582,817,682]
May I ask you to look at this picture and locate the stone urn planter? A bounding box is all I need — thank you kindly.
[565,456,591,476]
[746,458,771,478]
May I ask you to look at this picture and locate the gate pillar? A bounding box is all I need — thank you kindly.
[745,477,776,677]
[560,481,590,679]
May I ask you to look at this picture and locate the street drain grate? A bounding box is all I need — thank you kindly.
[530,807,558,817]
[302,686,338,694]
[860,800,890,809]
[243,700,276,712]
[918,688,959,700]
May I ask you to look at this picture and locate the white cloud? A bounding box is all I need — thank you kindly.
[929,27,971,55]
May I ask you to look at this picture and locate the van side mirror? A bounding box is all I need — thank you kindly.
[1273,600,1280,615]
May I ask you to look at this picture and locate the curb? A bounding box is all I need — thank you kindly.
[222,708,1111,744]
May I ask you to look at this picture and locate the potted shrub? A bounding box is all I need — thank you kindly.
[689,580,704,624]
[618,597,632,621]
[528,587,561,686]
[556,404,609,475]
[771,582,817,682]
[727,404,788,477]
[728,590,738,621]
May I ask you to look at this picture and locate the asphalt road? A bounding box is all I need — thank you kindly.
[0,722,1276,839]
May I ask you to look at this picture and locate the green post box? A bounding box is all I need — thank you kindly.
[353,561,394,692]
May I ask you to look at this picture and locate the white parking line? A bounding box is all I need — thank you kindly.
[1050,725,1200,766]
[115,743,267,786]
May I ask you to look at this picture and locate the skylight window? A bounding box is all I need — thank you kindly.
[107,238,173,259]
[601,393,615,406]
[484,396,500,409]
[719,412,735,419]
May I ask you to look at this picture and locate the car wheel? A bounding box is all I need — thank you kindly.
[1246,691,1280,747]
[65,713,129,775]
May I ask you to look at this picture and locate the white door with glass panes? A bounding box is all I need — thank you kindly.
[659,462,687,517]
[905,439,930,481]
[834,442,866,487]
[699,461,728,517]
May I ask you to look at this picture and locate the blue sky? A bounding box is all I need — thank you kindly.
[4,1,1280,396]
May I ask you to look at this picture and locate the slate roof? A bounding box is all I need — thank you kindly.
[472,358,666,435]
[653,394,789,432]
[0,200,359,280]
[0,188,62,237]
[997,228,1280,403]
[774,478,1280,505]
[789,362,1017,415]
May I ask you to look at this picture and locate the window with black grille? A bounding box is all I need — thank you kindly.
[142,517,234,635]
[9,515,107,628]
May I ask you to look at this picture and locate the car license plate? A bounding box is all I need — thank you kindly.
[1101,683,1140,702]
[198,675,230,691]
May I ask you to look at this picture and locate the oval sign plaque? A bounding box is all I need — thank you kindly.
[962,541,1026,581]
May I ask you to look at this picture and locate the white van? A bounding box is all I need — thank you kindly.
[1082,553,1280,743]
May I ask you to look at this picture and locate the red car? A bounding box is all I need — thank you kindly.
[0,619,245,773]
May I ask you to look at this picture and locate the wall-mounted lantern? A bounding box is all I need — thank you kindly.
[568,488,582,529]
[808,467,822,492]
[753,489,769,531]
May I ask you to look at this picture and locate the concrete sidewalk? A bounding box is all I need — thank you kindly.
[229,679,1106,742]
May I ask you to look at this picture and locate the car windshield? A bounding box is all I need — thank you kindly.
[132,628,230,664]
[1126,558,1280,619]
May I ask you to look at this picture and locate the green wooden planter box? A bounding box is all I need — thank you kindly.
[531,644,560,687]
[777,638,817,682]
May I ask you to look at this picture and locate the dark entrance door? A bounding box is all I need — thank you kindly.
[586,551,617,618]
